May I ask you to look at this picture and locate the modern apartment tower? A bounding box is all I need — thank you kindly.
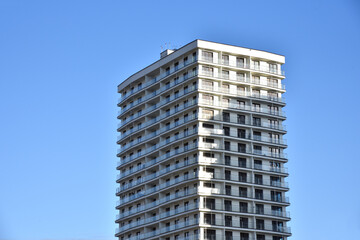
[116,40,291,240]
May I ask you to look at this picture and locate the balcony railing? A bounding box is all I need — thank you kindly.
[119,57,197,103]
[117,111,197,143]
[199,99,286,117]
[199,115,286,132]
[119,70,198,117]
[201,202,290,218]
[199,56,285,76]
[198,142,287,159]
[118,87,197,128]
[118,126,197,156]
[198,85,285,103]
[198,171,289,189]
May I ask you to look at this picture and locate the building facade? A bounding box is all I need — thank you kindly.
[116,40,291,240]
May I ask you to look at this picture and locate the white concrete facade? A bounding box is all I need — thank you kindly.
[116,40,291,240]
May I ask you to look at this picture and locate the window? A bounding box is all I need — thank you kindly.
[205,229,216,240]
[225,231,233,240]
[174,62,179,71]
[254,145,262,154]
[253,117,261,126]
[272,206,283,216]
[269,63,278,74]
[192,52,197,61]
[222,70,229,79]
[271,191,283,202]
[253,131,261,141]
[204,152,214,158]
[224,141,230,151]
[225,185,231,195]
[223,112,230,122]
[256,219,265,230]
[238,157,246,167]
[272,221,284,232]
[237,100,245,109]
[224,200,232,211]
[204,213,215,225]
[271,176,281,187]
[202,80,213,90]
[239,187,247,197]
[223,126,230,136]
[240,233,249,240]
[203,138,214,143]
[257,235,265,240]
[237,86,246,96]
[204,182,215,188]
[202,94,213,105]
[238,129,246,138]
[202,109,214,119]
[253,103,261,112]
[225,155,231,165]
[256,204,264,214]
[222,55,229,65]
[202,66,214,76]
[202,51,213,62]
[222,84,230,93]
[239,201,247,213]
[255,189,263,199]
[254,160,262,170]
[270,161,281,172]
[237,72,245,81]
[237,57,245,67]
[204,198,215,210]
[225,170,231,180]
[237,114,245,124]
[269,119,279,129]
[165,67,170,75]
[253,60,260,70]
[239,172,247,182]
[225,215,232,226]
[255,174,263,184]
[203,123,214,129]
[253,89,260,98]
[184,56,188,65]
[238,143,246,153]
[222,98,229,107]
[240,217,248,228]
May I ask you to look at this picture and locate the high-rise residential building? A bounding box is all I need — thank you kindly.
[116,40,291,240]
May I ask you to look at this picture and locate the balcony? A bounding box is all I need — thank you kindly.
[199,55,285,76]
[119,57,197,103]
[118,112,197,143]
[118,87,197,128]
[199,99,286,118]
[119,81,197,117]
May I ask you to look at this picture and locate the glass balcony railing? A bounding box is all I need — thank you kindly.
[116,203,198,232]
[198,85,285,103]
[119,57,197,103]
[118,125,197,156]
[116,188,198,222]
[118,141,198,169]
[118,88,197,128]
[117,111,197,143]
[118,71,198,117]
[198,171,289,189]
[198,127,286,145]
[199,114,286,131]
[201,202,290,218]
[199,99,286,117]
[199,56,286,76]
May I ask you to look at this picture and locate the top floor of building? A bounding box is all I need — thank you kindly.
[118,40,286,98]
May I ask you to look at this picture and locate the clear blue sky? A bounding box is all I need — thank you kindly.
[0,0,359,239]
